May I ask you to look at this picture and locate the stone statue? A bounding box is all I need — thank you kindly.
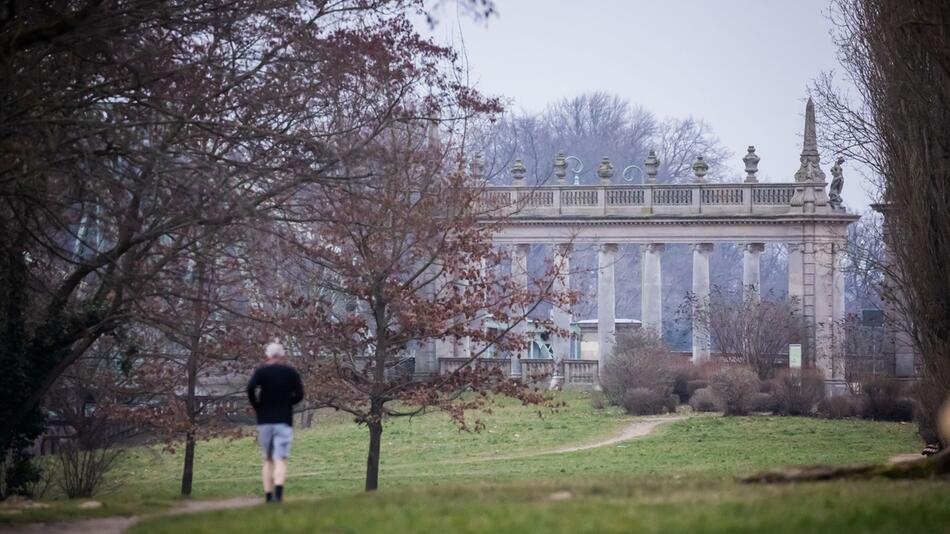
[829,157,845,209]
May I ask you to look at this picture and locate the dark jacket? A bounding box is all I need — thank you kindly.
[247,363,304,426]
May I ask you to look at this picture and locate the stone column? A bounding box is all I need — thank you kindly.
[742,243,765,302]
[812,241,836,384]
[550,243,572,386]
[597,243,618,366]
[510,243,530,377]
[787,243,804,315]
[691,243,714,363]
[640,243,664,336]
[800,239,819,368]
[830,241,847,390]
[433,270,454,373]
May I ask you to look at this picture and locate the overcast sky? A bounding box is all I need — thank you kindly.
[424,0,872,211]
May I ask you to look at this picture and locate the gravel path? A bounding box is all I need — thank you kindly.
[0,417,683,534]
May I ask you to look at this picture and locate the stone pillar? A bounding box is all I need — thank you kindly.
[787,243,804,315]
[597,243,618,366]
[640,243,664,336]
[433,270,454,373]
[812,240,842,391]
[510,243,530,377]
[550,243,572,385]
[691,243,714,363]
[831,241,847,388]
[742,243,765,302]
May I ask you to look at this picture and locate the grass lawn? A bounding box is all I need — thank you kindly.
[2,391,940,529]
[130,478,950,534]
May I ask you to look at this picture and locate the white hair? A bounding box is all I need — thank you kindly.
[265,342,286,359]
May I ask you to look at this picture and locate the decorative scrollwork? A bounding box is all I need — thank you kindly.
[622,164,644,183]
[565,156,583,185]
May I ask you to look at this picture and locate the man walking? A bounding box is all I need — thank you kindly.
[247,342,304,503]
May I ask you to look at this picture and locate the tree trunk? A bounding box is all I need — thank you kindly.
[181,432,196,496]
[180,252,205,497]
[741,447,950,483]
[365,417,383,491]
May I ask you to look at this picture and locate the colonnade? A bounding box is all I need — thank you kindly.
[507,238,849,390]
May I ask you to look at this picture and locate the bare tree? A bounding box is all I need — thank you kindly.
[0,0,501,484]
[812,0,950,454]
[682,287,805,380]
[655,117,735,183]
[259,115,571,492]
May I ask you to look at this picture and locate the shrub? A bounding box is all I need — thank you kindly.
[57,437,124,498]
[622,388,672,416]
[709,366,760,416]
[748,392,779,413]
[671,363,702,404]
[773,369,825,416]
[602,331,675,406]
[759,379,779,394]
[589,391,607,410]
[689,388,721,412]
[686,379,709,398]
[818,395,861,419]
[0,450,41,499]
[663,394,680,413]
[861,376,915,422]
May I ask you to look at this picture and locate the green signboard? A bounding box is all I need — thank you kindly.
[788,344,802,369]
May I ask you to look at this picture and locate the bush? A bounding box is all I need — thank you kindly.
[709,366,760,416]
[689,388,721,412]
[622,388,673,416]
[57,438,124,498]
[671,363,702,404]
[748,392,779,413]
[686,379,709,398]
[861,376,915,422]
[773,369,825,416]
[602,331,676,408]
[818,395,861,419]
[663,393,680,413]
[589,391,607,410]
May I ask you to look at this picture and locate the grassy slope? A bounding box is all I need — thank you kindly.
[131,478,950,534]
[1,392,933,527]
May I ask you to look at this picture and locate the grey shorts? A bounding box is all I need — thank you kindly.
[257,423,293,460]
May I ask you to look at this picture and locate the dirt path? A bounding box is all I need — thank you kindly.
[1,497,261,534]
[548,415,682,454]
[0,417,683,534]
[888,452,924,464]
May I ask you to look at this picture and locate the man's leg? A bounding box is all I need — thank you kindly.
[272,424,294,502]
[258,425,277,502]
[262,459,275,501]
[273,459,287,501]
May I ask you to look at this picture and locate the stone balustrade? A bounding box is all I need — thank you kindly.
[520,359,555,383]
[478,183,798,218]
[562,359,599,386]
[438,357,511,376]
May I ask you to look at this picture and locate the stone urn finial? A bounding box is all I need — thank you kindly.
[511,159,526,183]
[692,155,709,183]
[470,152,485,179]
[553,151,568,184]
[743,146,760,183]
[597,156,614,184]
[644,150,660,184]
